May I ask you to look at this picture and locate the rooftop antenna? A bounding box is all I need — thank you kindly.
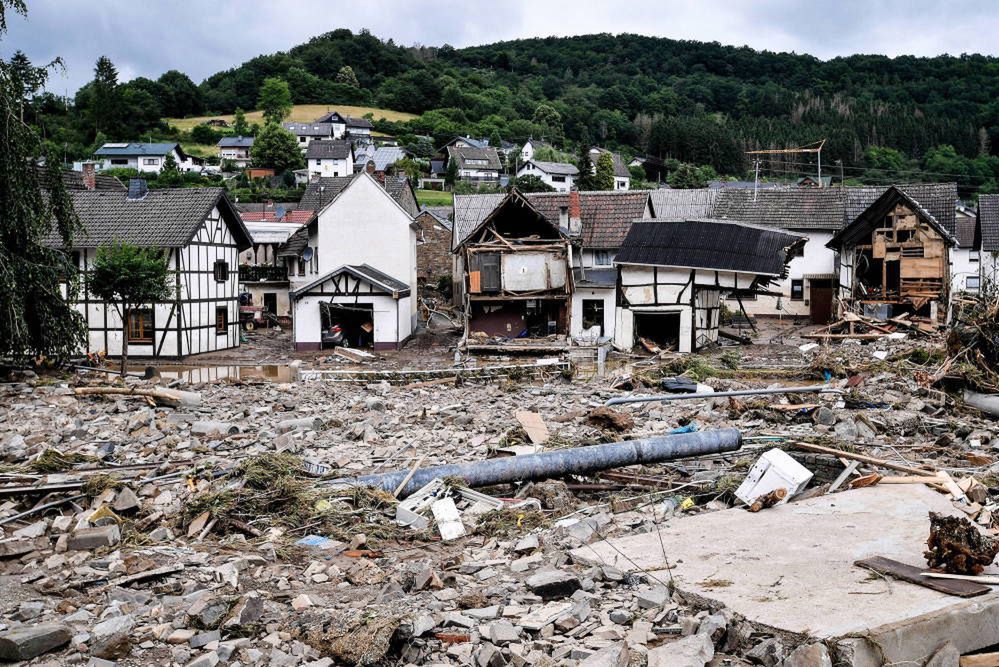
[745,139,826,187]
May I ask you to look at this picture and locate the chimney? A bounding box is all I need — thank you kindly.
[81,162,96,190]
[127,178,148,201]
[568,190,582,235]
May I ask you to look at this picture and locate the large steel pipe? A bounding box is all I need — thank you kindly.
[330,428,742,498]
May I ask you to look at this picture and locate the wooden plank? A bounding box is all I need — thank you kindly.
[515,411,550,444]
[920,572,999,585]
[961,652,999,667]
[878,475,946,484]
[855,556,990,598]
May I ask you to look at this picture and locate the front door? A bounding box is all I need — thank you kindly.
[263,292,277,315]
[809,280,834,324]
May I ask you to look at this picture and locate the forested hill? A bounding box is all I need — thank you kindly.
[196,30,999,182]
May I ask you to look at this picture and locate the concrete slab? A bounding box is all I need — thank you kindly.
[572,485,999,666]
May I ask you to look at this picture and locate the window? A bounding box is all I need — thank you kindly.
[111,158,128,165]
[213,260,229,282]
[216,306,228,334]
[127,309,153,344]
[594,251,612,267]
[971,250,980,263]
[142,158,159,166]
[551,175,566,183]
[966,275,981,292]
[790,279,804,301]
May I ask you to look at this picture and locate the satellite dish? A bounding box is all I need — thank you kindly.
[301,247,314,262]
[275,205,286,221]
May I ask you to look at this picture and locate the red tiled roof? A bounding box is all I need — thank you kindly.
[238,210,315,224]
[528,191,650,249]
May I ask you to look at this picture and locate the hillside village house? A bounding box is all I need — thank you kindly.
[314,111,373,138]
[589,147,630,190]
[305,140,354,178]
[614,220,805,352]
[353,145,409,177]
[445,144,502,185]
[519,138,551,163]
[516,160,578,192]
[285,122,337,150]
[93,142,201,174]
[952,203,981,294]
[217,136,253,168]
[452,190,573,342]
[286,172,420,350]
[48,177,251,359]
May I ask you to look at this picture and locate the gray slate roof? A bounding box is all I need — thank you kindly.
[980,194,999,252]
[524,160,579,176]
[843,183,957,236]
[298,174,418,218]
[305,140,352,160]
[711,187,847,230]
[355,146,407,171]
[447,145,501,172]
[418,206,453,231]
[616,219,805,277]
[954,211,978,249]
[94,142,179,157]
[452,193,507,251]
[649,188,719,221]
[830,186,957,249]
[283,122,335,137]
[217,136,254,148]
[46,187,250,250]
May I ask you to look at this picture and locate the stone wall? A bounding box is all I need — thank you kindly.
[416,211,453,287]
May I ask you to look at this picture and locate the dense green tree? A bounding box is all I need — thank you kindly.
[157,70,202,118]
[668,163,714,189]
[257,77,292,124]
[532,103,563,144]
[232,108,249,136]
[88,55,121,135]
[0,39,87,365]
[594,152,615,190]
[444,158,458,187]
[576,146,596,190]
[252,122,304,172]
[513,175,555,192]
[89,243,173,375]
[336,65,359,87]
[190,124,221,145]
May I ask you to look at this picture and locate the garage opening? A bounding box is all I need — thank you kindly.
[469,300,567,338]
[320,303,374,349]
[634,312,682,351]
[581,299,605,336]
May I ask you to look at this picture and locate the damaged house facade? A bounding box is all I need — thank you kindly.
[829,186,956,321]
[452,190,573,340]
[614,220,805,352]
[287,172,420,350]
[49,178,252,359]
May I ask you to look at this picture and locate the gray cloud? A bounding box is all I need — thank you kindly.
[3,0,996,95]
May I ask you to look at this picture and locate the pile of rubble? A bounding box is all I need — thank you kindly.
[1,337,998,666]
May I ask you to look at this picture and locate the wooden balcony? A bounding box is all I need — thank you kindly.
[238,265,289,283]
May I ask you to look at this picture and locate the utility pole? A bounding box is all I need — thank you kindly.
[753,159,760,202]
[745,140,827,187]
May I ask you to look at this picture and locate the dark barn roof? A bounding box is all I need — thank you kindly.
[616,219,805,277]
[980,194,999,252]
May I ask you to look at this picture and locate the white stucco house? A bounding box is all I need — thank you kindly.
[288,172,419,350]
[516,160,578,192]
[93,143,201,174]
[589,148,630,190]
[306,140,354,178]
[519,138,550,164]
[217,136,253,168]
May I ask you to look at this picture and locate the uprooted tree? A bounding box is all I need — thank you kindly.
[0,2,89,366]
[89,243,173,376]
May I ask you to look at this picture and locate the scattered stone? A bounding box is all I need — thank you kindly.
[67,525,121,550]
[0,624,72,661]
[781,642,832,667]
[525,569,581,599]
[647,634,714,667]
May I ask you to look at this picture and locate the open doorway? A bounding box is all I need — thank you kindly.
[582,299,605,336]
[320,303,374,348]
[634,312,682,350]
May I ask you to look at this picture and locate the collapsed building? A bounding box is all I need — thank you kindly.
[452,190,573,341]
[829,186,957,322]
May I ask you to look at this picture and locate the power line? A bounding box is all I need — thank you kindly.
[759,158,992,182]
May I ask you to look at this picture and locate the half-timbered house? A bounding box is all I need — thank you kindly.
[50,179,251,359]
[614,219,804,352]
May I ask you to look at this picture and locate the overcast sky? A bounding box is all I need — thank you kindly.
[3,0,997,95]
